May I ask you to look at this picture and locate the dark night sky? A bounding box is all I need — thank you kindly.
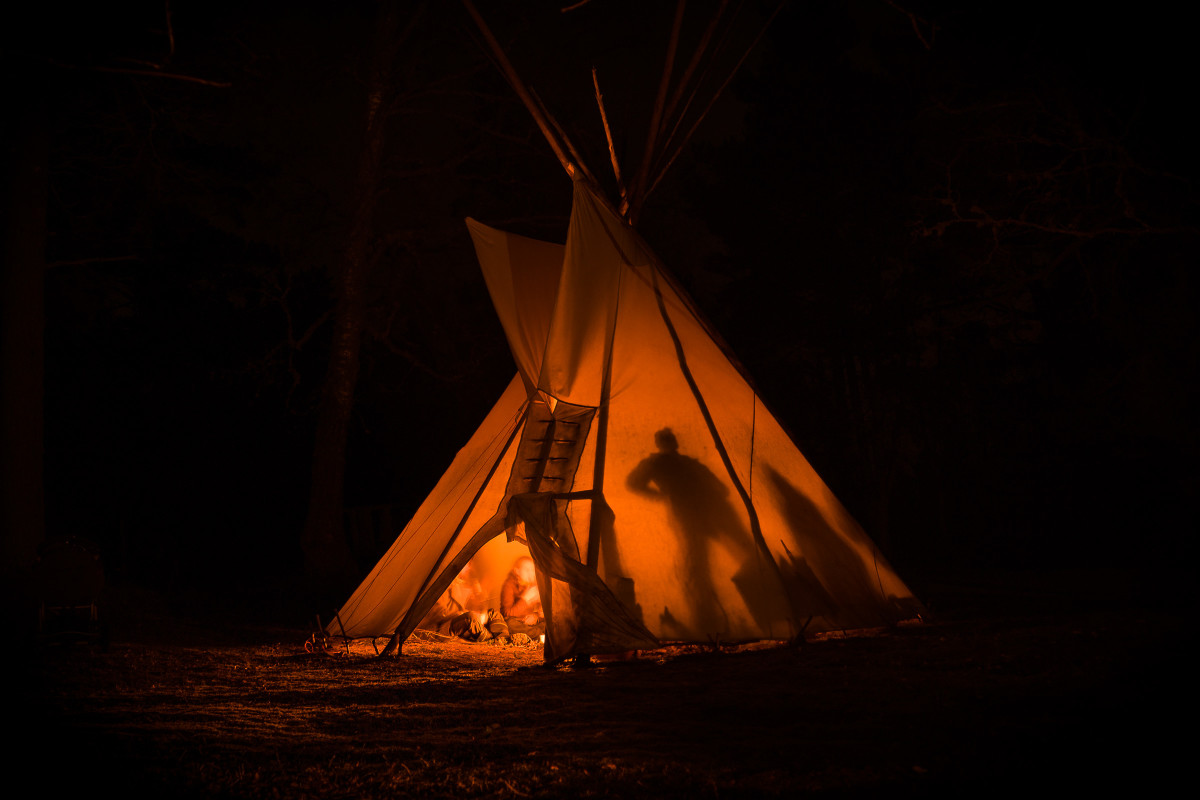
[5,2,1196,612]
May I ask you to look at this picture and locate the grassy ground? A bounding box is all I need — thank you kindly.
[21,569,1192,798]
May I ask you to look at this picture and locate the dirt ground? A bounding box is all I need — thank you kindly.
[20,569,1193,799]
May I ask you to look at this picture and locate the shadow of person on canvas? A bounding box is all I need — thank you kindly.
[626,428,757,636]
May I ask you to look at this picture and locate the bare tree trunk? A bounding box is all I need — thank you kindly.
[301,3,404,591]
[2,80,47,633]
[2,92,47,564]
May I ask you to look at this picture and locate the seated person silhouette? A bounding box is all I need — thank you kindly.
[419,563,510,643]
[500,555,544,639]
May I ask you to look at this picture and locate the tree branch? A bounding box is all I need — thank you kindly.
[883,0,937,50]
[49,60,231,87]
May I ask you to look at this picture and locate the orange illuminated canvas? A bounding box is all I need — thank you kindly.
[327,181,923,662]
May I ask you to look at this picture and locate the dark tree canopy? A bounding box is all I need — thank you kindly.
[6,1,1194,611]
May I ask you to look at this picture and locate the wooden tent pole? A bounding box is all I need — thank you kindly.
[592,67,628,213]
[529,87,599,186]
[627,0,686,223]
[651,0,733,177]
[659,0,729,137]
[645,1,785,203]
[461,0,577,180]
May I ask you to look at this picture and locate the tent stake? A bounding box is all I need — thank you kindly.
[335,613,349,655]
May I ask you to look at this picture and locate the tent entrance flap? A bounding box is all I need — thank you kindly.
[510,492,659,663]
[389,394,601,653]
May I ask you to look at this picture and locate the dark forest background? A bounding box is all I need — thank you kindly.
[4,1,1196,622]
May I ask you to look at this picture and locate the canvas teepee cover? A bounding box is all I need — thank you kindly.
[327,180,921,661]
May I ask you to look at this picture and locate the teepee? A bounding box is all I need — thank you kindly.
[324,2,923,662]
